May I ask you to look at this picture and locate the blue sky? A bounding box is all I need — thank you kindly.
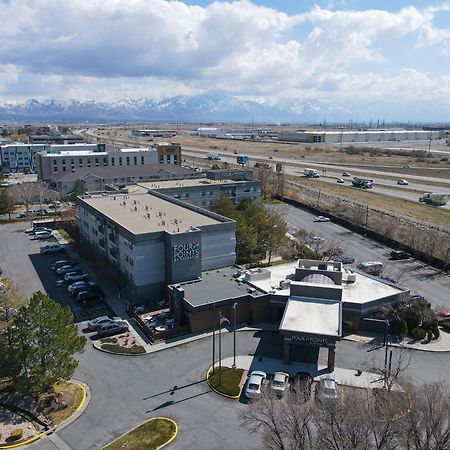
[0,0,449,119]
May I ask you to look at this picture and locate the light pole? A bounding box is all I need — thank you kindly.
[232,302,238,369]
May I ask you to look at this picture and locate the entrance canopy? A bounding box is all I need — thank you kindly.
[279,296,342,346]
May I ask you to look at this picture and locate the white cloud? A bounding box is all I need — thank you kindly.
[0,0,450,111]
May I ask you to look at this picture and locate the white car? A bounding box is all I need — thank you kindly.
[317,377,339,400]
[40,243,63,254]
[271,372,290,397]
[87,316,121,332]
[342,172,351,177]
[397,179,409,185]
[34,231,52,239]
[245,371,267,399]
[336,178,345,183]
[313,216,330,223]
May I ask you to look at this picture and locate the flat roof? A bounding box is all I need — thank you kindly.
[43,151,108,156]
[116,148,154,153]
[178,266,265,308]
[138,178,249,190]
[80,192,220,234]
[245,261,298,296]
[280,296,341,337]
[342,271,404,304]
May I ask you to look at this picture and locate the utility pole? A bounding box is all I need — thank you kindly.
[384,320,389,389]
[365,205,369,236]
[218,309,222,385]
[232,303,237,369]
[212,302,216,374]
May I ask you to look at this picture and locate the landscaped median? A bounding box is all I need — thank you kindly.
[94,335,147,355]
[103,417,178,450]
[206,366,246,399]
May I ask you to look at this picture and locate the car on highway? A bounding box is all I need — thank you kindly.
[397,179,409,185]
[271,372,290,397]
[245,371,267,399]
[97,321,129,338]
[64,272,89,283]
[40,243,63,254]
[293,372,313,400]
[68,280,97,294]
[56,265,79,275]
[334,255,355,264]
[342,172,351,177]
[87,316,121,332]
[316,377,339,401]
[390,250,411,260]
[313,216,330,222]
[336,178,345,183]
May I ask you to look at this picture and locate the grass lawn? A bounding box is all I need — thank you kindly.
[38,381,85,425]
[57,228,74,243]
[101,343,146,354]
[207,367,245,397]
[103,418,177,450]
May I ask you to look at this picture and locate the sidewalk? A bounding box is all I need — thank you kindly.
[218,355,384,390]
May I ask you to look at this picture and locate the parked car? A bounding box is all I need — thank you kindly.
[64,272,89,283]
[34,231,52,240]
[311,236,324,243]
[40,243,63,254]
[87,316,121,332]
[293,372,313,400]
[313,216,330,223]
[97,321,128,337]
[271,372,290,397]
[245,371,267,399]
[56,265,79,275]
[336,178,345,183]
[390,250,411,260]
[68,280,97,294]
[342,172,351,177]
[72,286,104,299]
[316,377,339,400]
[357,261,383,276]
[397,179,409,185]
[52,259,74,270]
[334,255,355,264]
[436,310,450,325]
[76,290,103,303]
[33,227,52,235]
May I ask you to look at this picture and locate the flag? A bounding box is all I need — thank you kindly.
[220,314,230,325]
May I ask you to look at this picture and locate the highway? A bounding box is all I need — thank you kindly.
[268,202,450,311]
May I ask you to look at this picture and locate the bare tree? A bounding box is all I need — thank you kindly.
[10,182,42,212]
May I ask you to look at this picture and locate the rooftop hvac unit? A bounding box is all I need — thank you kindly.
[145,205,148,210]
[134,206,138,211]
[347,273,356,283]
[279,279,291,289]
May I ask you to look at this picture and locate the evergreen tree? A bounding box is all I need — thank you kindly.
[71,179,86,202]
[0,188,15,219]
[1,291,86,395]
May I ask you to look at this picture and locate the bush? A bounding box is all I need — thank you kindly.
[400,320,408,337]
[433,325,440,340]
[427,330,433,341]
[101,344,146,354]
[411,328,422,340]
[9,428,23,441]
[418,328,427,340]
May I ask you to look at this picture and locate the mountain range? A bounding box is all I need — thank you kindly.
[0,94,447,123]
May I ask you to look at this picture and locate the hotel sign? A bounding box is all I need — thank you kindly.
[173,241,200,262]
[291,335,330,346]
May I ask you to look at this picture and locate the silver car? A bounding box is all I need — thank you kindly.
[271,372,290,397]
[245,371,267,399]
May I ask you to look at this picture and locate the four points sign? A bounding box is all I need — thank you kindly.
[173,241,200,262]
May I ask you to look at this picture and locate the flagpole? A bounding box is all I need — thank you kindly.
[218,309,222,385]
[212,301,215,374]
[232,302,237,369]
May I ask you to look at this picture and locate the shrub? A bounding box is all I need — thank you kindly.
[411,328,422,340]
[433,325,440,340]
[418,328,427,340]
[400,320,408,337]
[101,344,146,354]
[426,330,433,341]
[10,428,23,441]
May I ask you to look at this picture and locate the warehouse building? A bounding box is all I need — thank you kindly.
[169,259,408,370]
[279,130,444,144]
[78,191,237,300]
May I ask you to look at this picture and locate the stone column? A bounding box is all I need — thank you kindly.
[282,341,291,364]
[327,347,335,372]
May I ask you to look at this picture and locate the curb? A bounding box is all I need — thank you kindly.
[92,341,148,356]
[102,417,178,450]
[205,366,242,400]
[0,381,90,449]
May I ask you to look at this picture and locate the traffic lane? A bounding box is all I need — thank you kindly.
[270,202,450,309]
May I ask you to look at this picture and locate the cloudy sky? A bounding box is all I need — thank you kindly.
[0,0,449,118]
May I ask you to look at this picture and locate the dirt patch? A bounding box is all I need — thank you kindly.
[0,406,39,445]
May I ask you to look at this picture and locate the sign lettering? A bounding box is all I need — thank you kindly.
[173,241,200,262]
[291,335,329,346]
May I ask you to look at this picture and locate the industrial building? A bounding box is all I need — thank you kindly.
[131,129,177,138]
[78,191,237,300]
[30,134,84,144]
[0,143,105,173]
[278,130,444,144]
[169,259,408,370]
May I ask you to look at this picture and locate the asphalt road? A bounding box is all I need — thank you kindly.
[1,221,450,449]
[268,202,450,310]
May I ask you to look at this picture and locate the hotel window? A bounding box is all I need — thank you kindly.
[103,157,107,166]
[87,159,91,167]
[141,156,144,164]
[95,157,99,166]
[111,157,115,166]
[160,156,164,163]
[209,191,213,196]
[119,157,122,166]
[126,157,130,165]
[201,191,206,196]
[134,156,137,165]
[79,158,83,167]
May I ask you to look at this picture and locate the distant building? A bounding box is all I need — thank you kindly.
[30,134,84,144]
[153,142,181,165]
[1,143,104,173]
[279,130,444,144]
[196,127,219,137]
[131,129,177,138]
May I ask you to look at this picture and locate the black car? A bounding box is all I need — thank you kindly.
[335,255,355,264]
[390,250,411,260]
[293,372,313,401]
[76,290,103,303]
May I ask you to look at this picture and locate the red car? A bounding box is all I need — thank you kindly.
[436,310,450,327]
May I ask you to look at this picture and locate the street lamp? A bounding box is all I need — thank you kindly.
[232,302,238,369]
